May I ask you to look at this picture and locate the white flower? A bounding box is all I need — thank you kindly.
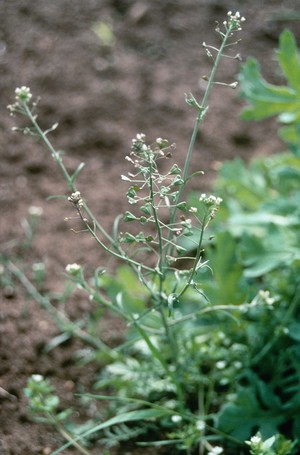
[15,86,32,102]
[32,374,44,382]
[216,360,226,370]
[251,435,262,444]
[7,102,19,112]
[245,434,262,447]
[226,11,246,30]
[28,206,43,217]
[32,263,45,272]
[65,263,82,275]
[121,175,131,181]
[171,415,182,423]
[196,420,205,431]
[68,191,83,207]
[199,194,222,206]
[259,290,275,305]
[208,446,223,455]
[125,155,134,163]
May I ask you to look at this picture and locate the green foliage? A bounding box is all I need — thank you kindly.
[239,30,300,152]
[187,150,300,449]
[24,375,72,424]
[9,15,300,455]
[245,432,296,455]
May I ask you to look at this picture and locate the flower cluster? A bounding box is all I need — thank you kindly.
[245,434,263,451]
[199,193,222,222]
[131,133,148,155]
[15,86,32,102]
[65,263,82,276]
[7,86,33,116]
[68,191,83,208]
[199,193,222,207]
[258,290,275,306]
[225,11,245,31]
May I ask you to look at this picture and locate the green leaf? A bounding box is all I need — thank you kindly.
[218,388,284,441]
[51,408,168,455]
[238,226,295,277]
[277,30,300,92]
[70,162,85,183]
[279,123,300,148]
[239,58,298,121]
[262,435,276,450]
[44,332,72,352]
[239,30,300,147]
[287,322,300,341]
[201,231,246,305]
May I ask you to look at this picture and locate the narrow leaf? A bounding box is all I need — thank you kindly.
[70,162,85,183]
[51,409,167,455]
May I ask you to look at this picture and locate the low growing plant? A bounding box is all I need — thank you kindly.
[7,12,298,455]
[185,28,300,452]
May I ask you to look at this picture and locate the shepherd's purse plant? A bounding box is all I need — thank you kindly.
[7,12,297,455]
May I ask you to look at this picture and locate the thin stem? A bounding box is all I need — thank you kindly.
[176,216,207,300]
[8,261,110,352]
[148,153,164,278]
[251,281,300,365]
[167,24,235,258]
[133,320,186,412]
[24,103,156,276]
[147,153,184,408]
[23,103,113,243]
[57,426,92,455]
[81,215,155,273]
[47,412,92,455]
[167,304,250,328]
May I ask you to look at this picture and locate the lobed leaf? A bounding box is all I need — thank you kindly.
[239,30,300,132]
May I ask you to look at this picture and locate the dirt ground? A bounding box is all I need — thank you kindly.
[1,1,300,454]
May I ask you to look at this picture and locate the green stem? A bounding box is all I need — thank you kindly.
[148,153,164,278]
[147,152,185,408]
[23,103,155,274]
[8,261,110,352]
[167,24,235,258]
[184,25,234,183]
[176,215,207,300]
[251,281,300,365]
[134,320,186,412]
[23,103,110,240]
[46,412,92,455]
[57,427,92,455]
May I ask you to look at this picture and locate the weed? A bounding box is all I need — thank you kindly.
[7,12,299,455]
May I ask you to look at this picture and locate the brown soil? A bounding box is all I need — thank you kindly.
[1,1,299,454]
